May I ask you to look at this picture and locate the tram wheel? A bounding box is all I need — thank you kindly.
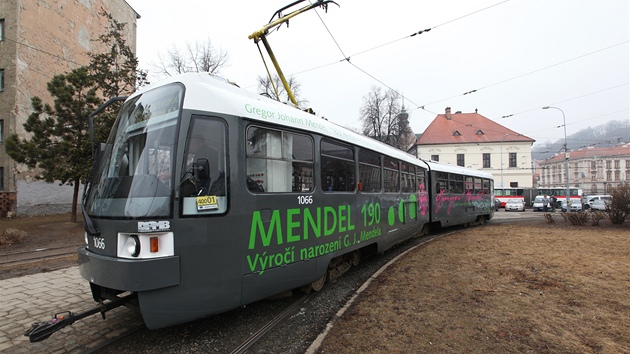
[477,216,486,225]
[310,273,327,292]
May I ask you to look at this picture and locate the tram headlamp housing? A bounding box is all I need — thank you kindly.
[117,232,174,259]
[125,235,141,257]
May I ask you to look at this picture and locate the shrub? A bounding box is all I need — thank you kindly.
[0,228,27,246]
[544,213,555,224]
[608,185,630,225]
[565,212,589,226]
[590,211,607,226]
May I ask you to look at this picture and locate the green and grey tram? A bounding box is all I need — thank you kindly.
[77,72,494,330]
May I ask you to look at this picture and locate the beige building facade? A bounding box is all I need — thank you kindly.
[538,144,630,195]
[409,108,535,188]
[0,0,138,216]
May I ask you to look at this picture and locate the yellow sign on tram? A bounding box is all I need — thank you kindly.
[196,195,219,211]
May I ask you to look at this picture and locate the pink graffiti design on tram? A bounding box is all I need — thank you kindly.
[418,183,429,216]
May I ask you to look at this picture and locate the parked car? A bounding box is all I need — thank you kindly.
[582,195,612,210]
[561,200,582,212]
[590,199,609,211]
[494,198,501,211]
[532,196,545,211]
[505,198,525,212]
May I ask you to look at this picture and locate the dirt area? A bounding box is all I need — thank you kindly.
[2,214,629,353]
[0,214,85,279]
[317,218,630,353]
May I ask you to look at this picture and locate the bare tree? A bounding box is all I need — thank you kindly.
[360,86,414,150]
[153,37,229,78]
[257,74,309,108]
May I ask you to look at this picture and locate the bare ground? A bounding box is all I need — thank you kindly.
[315,219,630,354]
[0,214,84,280]
[2,214,629,353]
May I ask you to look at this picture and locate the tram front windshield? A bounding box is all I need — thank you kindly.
[85,84,183,218]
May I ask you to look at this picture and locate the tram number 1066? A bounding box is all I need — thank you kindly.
[92,237,106,249]
[297,196,314,205]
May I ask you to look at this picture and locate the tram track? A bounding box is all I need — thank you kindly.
[0,245,83,268]
[230,294,310,354]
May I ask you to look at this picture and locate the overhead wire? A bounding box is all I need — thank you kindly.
[500,83,629,118]
[418,41,630,110]
[299,0,515,111]
[300,0,628,141]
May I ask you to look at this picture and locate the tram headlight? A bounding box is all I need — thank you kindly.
[125,235,141,257]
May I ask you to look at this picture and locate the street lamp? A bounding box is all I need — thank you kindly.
[543,106,569,208]
[500,133,509,188]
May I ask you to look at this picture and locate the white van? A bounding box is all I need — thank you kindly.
[582,195,612,210]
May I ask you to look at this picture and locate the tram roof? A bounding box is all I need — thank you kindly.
[133,73,423,162]
[132,73,491,180]
[424,160,494,179]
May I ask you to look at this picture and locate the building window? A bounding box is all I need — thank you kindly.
[510,182,518,187]
[0,119,3,142]
[457,154,464,167]
[615,170,620,181]
[508,153,517,168]
[606,160,612,169]
[0,69,4,91]
[0,19,4,41]
[0,167,3,190]
[591,184,597,194]
[453,130,461,136]
[482,153,490,168]
[606,171,612,181]
[615,160,620,169]
[431,155,439,162]
[591,161,596,170]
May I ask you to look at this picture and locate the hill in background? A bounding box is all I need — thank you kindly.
[533,120,630,161]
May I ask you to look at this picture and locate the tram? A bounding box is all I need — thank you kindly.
[68,73,495,330]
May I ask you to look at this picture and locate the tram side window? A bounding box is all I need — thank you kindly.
[486,179,494,195]
[246,126,314,193]
[465,176,474,193]
[417,169,427,192]
[401,163,416,193]
[436,172,449,193]
[358,150,381,192]
[474,178,482,194]
[449,174,464,194]
[383,157,400,193]
[321,140,355,192]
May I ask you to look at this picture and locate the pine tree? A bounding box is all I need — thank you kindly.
[4,11,146,222]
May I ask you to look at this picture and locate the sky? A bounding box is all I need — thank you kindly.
[125,0,629,148]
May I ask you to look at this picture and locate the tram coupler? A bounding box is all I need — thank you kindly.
[24,292,137,342]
